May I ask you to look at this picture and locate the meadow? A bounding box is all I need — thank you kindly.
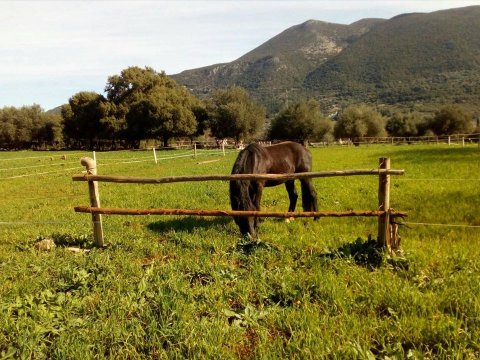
[0,144,479,359]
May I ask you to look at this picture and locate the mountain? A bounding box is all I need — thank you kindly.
[46,106,63,115]
[172,6,480,114]
[305,6,480,107]
[172,18,384,111]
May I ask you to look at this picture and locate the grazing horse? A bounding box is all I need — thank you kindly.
[229,141,318,238]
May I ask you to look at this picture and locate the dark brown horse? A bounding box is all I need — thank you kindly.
[229,141,318,238]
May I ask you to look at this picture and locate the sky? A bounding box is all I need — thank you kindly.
[1,0,479,110]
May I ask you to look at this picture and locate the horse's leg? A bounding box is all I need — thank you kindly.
[300,179,319,220]
[285,180,298,212]
[251,182,264,234]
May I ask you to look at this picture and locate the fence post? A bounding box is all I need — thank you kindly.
[153,147,158,164]
[80,157,104,247]
[377,157,391,253]
[193,143,197,158]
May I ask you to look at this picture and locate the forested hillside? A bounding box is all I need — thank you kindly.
[172,18,383,112]
[305,6,480,106]
[172,6,480,113]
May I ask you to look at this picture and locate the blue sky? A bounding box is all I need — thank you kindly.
[1,0,479,110]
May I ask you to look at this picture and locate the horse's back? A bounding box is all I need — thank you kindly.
[263,141,312,173]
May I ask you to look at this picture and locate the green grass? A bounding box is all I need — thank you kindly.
[0,145,479,359]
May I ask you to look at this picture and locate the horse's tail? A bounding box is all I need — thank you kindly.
[299,147,319,217]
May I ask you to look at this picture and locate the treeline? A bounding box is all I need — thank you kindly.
[1,66,478,150]
[0,105,63,150]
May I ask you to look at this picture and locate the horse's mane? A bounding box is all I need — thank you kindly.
[230,143,266,175]
[229,143,267,213]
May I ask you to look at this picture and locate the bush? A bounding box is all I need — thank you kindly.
[268,100,334,143]
[429,105,474,135]
[334,105,387,139]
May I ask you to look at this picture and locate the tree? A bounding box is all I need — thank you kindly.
[429,105,474,135]
[37,114,63,146]
[334,105,387,140]
[126,87,199,147]
[386,111,423,137]
[207,86,265,142]
[61,92,111,147]
[106,66,200,147]
[0,105,61,149]
[105,66,175,106]
[268,100,333,143]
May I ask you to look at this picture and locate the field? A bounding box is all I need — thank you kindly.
[0,144,479,359]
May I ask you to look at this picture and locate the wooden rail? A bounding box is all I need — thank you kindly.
[72,169,404,184]
[73,156,406,255]
[74,206,407,218]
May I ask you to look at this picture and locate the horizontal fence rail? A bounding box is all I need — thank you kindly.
[74,206,408,218]
[73,156,406,255]
[72,169,405,184]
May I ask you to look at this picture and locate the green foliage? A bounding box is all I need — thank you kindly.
[126,88,198,147]
[305,7,480,107]
[268,100,334,142]
[62,92,114,145]
[105,66,176,105]
[386,111,424,137]
[106,66,201,147]
[207,86,265,142]
[0,105,62,149]
[334,105,387,139]
[429,105,474,135]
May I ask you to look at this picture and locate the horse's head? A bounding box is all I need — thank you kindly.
[230,179,258,238]
[233,211,257,238]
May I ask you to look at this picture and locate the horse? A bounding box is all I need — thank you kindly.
[229,141,318,238]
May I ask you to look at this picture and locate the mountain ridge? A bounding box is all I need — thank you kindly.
[171,6,480,113]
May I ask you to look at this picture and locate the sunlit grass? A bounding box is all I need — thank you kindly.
[0,144,479,358]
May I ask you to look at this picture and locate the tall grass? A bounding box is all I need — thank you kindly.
[0,145,479,358]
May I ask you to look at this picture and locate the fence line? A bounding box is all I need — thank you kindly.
[75,206,407,218]
[0,160,82,171]
[311,133,480,147]
[0,166,84,180]
[1,218,477,228]
[72,169,405,185]
[96,155,153,162]
[402,221,480,229]
[353,133,480,145]
[0,193,85,203]
[394,178,480,182]
[0,220,93,225]
[73,157,405,254]
[0,152,87,162]
[0,148,237,181]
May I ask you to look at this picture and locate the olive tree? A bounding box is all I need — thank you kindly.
[429,105,474,135]
[61,92,111,147]
[105,66,200,147]
[268,100,333,143]
[386,112,424,137]
[207,86,265,143]
[334,105,387,140]
[126,86,199,147]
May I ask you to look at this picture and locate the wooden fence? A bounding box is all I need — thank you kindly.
[73,157,406,255]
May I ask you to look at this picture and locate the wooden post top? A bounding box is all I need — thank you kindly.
[80,157,96,173]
